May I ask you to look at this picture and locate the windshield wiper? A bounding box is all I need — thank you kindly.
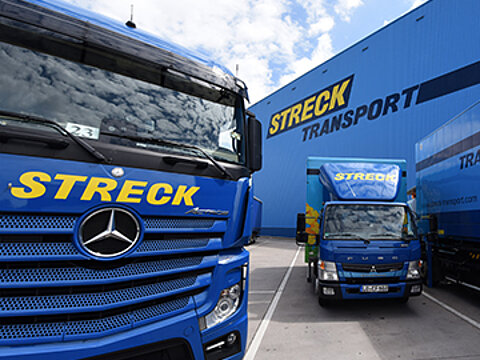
[370,232,401,238]
[0,110,109,163]
[326,232,370,243]
[101,131,234,179]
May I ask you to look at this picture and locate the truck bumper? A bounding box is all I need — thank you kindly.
[317,280,423,300]
[0,249,249,360]
[0,309,247,360]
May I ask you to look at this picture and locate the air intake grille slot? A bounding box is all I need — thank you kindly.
[0,296,190,344]
[0,215,76,231]
[342,262,404,273]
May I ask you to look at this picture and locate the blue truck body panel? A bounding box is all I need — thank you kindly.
[249,0,480,236]
[303,157,422,301]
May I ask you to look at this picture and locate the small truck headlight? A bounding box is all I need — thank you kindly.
[407,260,422,280]
[318,260,339,281]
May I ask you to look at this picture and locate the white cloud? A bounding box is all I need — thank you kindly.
[334,0,364,22]
[409,0,428,11]
[278,33,334,87]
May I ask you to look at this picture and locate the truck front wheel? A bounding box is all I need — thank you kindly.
[318,297,331,307]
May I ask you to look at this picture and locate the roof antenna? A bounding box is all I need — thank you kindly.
[235,64,239,77]
[125,4,136,28]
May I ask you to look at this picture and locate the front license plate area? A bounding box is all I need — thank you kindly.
[361,284,389,293]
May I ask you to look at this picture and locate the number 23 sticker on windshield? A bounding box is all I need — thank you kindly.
[65,123,100,140]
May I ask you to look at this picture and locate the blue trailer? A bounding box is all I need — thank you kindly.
[296,157,422,305]
[416,100,480,290]
[0,0,262,359]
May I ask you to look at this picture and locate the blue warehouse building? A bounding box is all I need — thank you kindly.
[249,0,480,236]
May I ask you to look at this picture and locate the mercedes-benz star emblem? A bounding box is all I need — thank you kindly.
[78,207,141,259]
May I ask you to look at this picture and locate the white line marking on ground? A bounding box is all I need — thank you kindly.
[244,247,301,360]
[422,291,480,330]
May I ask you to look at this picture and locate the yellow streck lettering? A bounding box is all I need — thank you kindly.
[301,95,316,122]
[116,180,148,203]
[146,183,173,205]
[279,108,292,131]
[375,174,385,181]
[269,114,281,136]
[288,103,303,127]
[314,90,330,116]
[54,174,87,199]
[353,173,364,180]
[172,185,200,206]
[365,173,374,181]
[329,79,351,110]
[10,171,51,199]
[80,177,117,201]
[386,175,397,182]
[334,173,344,181]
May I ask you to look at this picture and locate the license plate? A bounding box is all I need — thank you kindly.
[361,284,389,293]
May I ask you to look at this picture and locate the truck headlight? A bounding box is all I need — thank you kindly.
[406,260,422,280]
[318,260,338,281]
[200,283,242,330]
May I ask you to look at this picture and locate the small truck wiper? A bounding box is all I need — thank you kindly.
[370,232,401,238]
[327,232,370,243]
[0,110,109,163]
[101,131,234,179]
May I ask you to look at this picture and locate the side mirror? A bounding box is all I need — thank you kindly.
[247,111,262,172]
[296,213,308,246]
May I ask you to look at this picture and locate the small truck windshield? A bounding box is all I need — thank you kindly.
[323,204,416,240]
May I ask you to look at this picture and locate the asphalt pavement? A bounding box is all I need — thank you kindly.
[245,237,480,360]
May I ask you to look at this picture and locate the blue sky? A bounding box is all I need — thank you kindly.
[62,0,427,104]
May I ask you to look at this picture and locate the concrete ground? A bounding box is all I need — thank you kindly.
[245,236,480,360]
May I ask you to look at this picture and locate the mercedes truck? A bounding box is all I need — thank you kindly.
[0,0,261,359]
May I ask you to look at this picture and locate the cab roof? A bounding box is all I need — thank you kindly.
[4,0,247,98]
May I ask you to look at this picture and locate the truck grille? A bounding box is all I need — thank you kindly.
[0,213,225,345]
[341,262,404,273]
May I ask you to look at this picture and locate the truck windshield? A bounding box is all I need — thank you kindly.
[323,204,417,240]
[0,40,245,164]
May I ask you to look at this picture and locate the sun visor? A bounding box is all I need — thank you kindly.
[319,163,401,201]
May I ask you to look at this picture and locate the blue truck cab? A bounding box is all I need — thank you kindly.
[296,157,422,305]
[0,0,261,359]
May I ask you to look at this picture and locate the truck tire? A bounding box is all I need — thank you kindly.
[306,261,313,283]
[426,254,443,286]
[318,297,330,307]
